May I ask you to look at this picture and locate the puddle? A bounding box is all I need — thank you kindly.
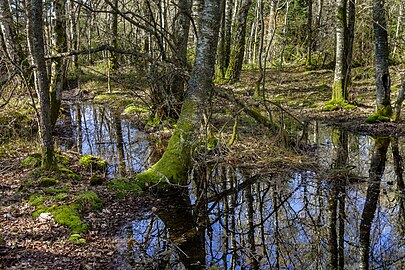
[124,125,405,269]
[59,103,150,177]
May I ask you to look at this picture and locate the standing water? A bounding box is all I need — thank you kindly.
[60,106,404,269]
[59,103,150,177]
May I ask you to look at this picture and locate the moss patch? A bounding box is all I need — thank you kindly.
[124,104,149,114]
[107,178,142,191]
[68,233,86,244]
[89,175,104,186]
[79,155,107,172]
[324,100,356,111]
[365,114,390,123]
[38,177,59,187]
[22,153,42,168]
[75,191,103,211]
[33,205,88,234]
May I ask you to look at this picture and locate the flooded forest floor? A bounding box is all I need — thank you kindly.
[1,65,404,269]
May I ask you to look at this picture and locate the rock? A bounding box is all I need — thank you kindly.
[39,212,53,221]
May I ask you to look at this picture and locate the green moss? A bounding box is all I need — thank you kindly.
[22,153,42,168]
[68,233,86,244]
[366,114,390,123]
[79,155,107,172]
[107,178,142,191]
[54,193,69,201]
[324,100,356,111]
[55,153,70,166]
[33,205,88,234]
[89,175,104,186]
[124,104,149,114]
[68,173,82,180]
[38,177,59,187]
[29,193,46,206]
[207,137,218,150]
[58,166,73,174]
[44,188,68,194]
[137,99,198,187]
[113,192,126,199]
[75,191,102,210]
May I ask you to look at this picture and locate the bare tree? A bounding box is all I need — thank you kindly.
[27,0,55,168]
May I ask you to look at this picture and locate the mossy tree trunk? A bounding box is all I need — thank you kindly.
[50,0,68,130]
[225,0,252,83]
[137,0,222,186]
[373,0,392,117]
[27,0,55,169]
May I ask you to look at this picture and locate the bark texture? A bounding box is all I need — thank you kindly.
[373,0,392,117]
[332,0,348,102]
[50,0,68,129]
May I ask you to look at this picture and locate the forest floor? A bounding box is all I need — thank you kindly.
[1,64,405,269]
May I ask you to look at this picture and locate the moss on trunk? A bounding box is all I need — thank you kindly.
[137,99,199,186]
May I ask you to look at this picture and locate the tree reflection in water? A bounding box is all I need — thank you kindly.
[126,131,404,269]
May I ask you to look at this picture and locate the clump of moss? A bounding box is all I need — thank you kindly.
[75,191,103,211]
[79,155,107,172]
[33,205,88,234]
[67,173,82,181]
[38,177,59,187]
[54,193,69,201]
[323,100,356,111]
[366,114,390,123]
[107,178,142,191]
[29,193,47,206]
[207,137,218,150]
[68,233,86,244]
[89,175,104,186]
[124,104,149,114]
[55,152,70,166]
[22,153,42,168]
[44,187,68,195]
[58,166,73,174]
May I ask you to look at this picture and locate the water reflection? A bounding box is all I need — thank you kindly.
[126,129,404,269]
[62,104,149,177]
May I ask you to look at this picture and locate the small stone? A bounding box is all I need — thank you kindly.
[39,212,53,221]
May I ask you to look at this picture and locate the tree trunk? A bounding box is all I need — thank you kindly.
[0,0,23,66]
[393,75,405,121]
[27,0,55,169]
[50,0,68,130]
[225,0,252,82]
[306,0,312,66]
[331,0,348,102]
[137,0,222,186]
[217,0,233,80]
[167,0,192,119]
[373,0,392,117]
[345,0,355,94]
